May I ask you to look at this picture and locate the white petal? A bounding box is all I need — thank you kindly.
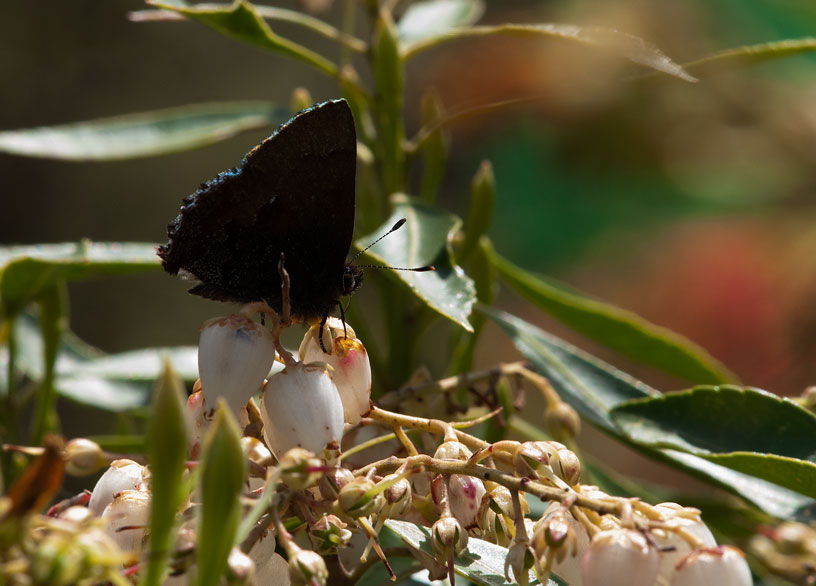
[198,315,276,416]
[671,547,753,586]
[101,489,151,553]
[582,529,659,586]
[260,362,344,458]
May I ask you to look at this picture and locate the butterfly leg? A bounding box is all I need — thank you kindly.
[338,299,349,340]
[319,312,329,353]
[277,252,291,326]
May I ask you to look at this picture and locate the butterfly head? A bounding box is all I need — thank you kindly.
[342,264,364,297]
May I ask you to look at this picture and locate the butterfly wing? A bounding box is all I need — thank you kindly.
[158,99,357,320]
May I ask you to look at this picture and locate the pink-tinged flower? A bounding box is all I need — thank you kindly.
[101,489,151,553]
[88,459,149,516]
[299,318,371,424]
[198,314,276,416]
[582,528,659,586]
[432,441,486,529]
[671,546,753,586]
[260,362,344,459]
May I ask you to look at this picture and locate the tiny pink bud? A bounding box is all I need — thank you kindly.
[278,447,324,490]
[432,515,469,557]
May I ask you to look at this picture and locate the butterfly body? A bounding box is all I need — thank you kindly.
[158,99,360,322]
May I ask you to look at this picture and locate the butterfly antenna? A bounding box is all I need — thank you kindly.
[349,218,436,271]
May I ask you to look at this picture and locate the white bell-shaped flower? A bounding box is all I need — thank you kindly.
[671,546,753,586]
[101,489,151,553]
[299,318,372,424]
[88,459,149,516]
[582,528,659,586]
[260,361,344,458]
[432,441,485,529]
[652,502,717,584]
[198,315,276,416]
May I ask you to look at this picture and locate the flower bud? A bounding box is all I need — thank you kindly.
[582,528,659,586]
[198,314,276,416]
[64,438,106,476]
[382,475,413,517]
[288,548,328,586]
[261,361,344,459]
[59,505,93,523]
[278,447,324,490]
[319,466,354,500]
[505,540,535,586]
[227,547,256,585]
[241,436,273,467]
[549,447,581,486]
[309,514,352,554]
[432,515,469,557]
[544,402,581,441]
[101,489,151,553]
[532,507,589,585]
[299,318,372,424]
[88,459,149,516]
[336,477,384,518]
[671,546,752,586]
[446,474,486,530]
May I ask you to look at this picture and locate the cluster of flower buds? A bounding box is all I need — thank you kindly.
[530,494,752,586]
[35,309,761,586]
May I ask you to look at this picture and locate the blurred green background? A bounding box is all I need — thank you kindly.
[2,0,816,405]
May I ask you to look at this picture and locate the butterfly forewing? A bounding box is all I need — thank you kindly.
[159,99,357,321]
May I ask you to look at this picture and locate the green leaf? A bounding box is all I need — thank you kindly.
[147,0,337,77]
[197,404,246,586]
[372,8,406,193]
[611,387,816,498]
[142,359,189,586]
[490,248,735,384]
[397,0,485,43]
[0,102,282,161]
[459,162,495,264]
[356,197,476,332]
[482,306,816,519]
[403,24,696,82]
[418,88,449,204]
[0,241,160,318]
[680,38,816,76]
[31,283,68,442]
[385,519,568,585]
[59,346,200,383]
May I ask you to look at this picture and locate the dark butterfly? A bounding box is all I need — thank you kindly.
[158,99,362,326]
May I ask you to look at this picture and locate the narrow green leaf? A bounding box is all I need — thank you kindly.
[481,306,815,519]
[147,0,337,77]
[57,378,152,411]
[403,24,696,82]
[0,241,159,318]
[458,162,495,263]
[385,519,567,585]
[418,88,449,204]
[0,102,282,161]
[397,0,485,43]
[59,346,201,383]
[197,404,246,586]
[356,196,476,332]
[31,283,68,443]
[372,8,406,193]
[490,249,736,384]
[681,38,816,76]
[142,359,188,586]
[611,387,816,498]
